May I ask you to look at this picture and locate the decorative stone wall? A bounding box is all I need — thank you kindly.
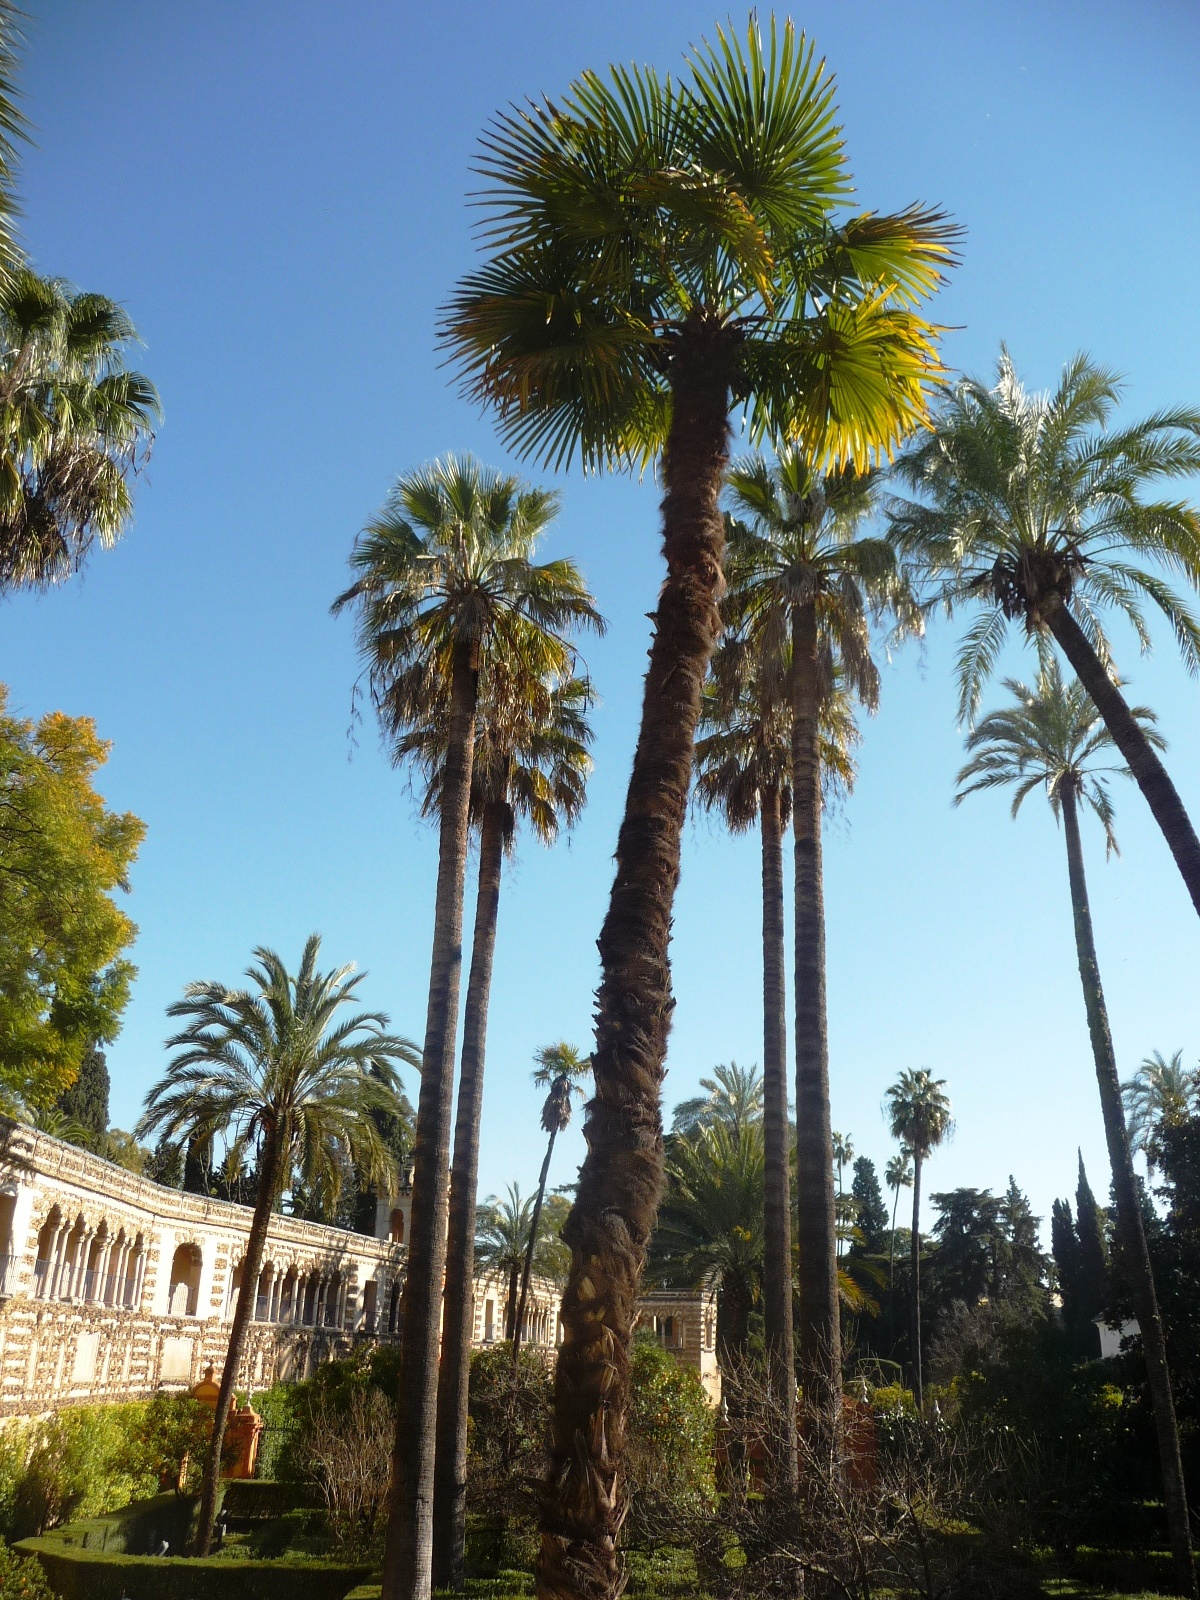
[0,1119,720,1418]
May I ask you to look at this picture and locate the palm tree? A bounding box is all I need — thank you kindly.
[723,449,915,1419]
[884,1149,913,1304]
[831,1131,854,1194]
[649,1120,765,1376]
[135,937,416,1556]
[333,455,601,1600]
[431,668,594,1589]
[671,1060,765,1138]
[0,269,160,594]
[883,1069,952,1410]
[0,1,26,280]
[441,24,955,1587]
[513,1043,592,1369]
[889,348,1200,920]
[955,662,1195,1594]
[475,1185,539,1340]
[1124,1050,1199,1172]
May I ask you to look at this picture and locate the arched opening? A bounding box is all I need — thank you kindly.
[323,1270,342,1327]
[104,1229,126,1305]
[34,1207,61,1298]
[122,1235,145,1309]
[227,1258,245,1319]
[254,1262,275,1322]
[360,1278,378,1334]
[168,1242,202,1316]
[386,1278,402,1335]
[60,1215,87,1300]
[279,1266,298,1323]
[84,1226,108,1302]
[388,1208,405,1244]
[302,1274,319,1325]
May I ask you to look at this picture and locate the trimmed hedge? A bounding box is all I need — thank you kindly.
[37,1492,193,1554]
[15,1540,371,1600]
[221,1478,322,1522]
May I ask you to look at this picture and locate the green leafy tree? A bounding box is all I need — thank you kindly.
[513,1044,591,1370]
[136,935,417,1557]
[995,1176,1048,1310]
[440,20,956,1590]
[956,662,1194,1593]
[890,348,1200,920]
[884,1068,952,1408]
[333,455,600,1600]
[722,450,914,1420]
[0,689,144,1107]
[429,668,594,1588]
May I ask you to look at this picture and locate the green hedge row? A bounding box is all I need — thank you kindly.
[40,1492,193,1554]
[15,1540,370,1600]
[221,1477,322,1521]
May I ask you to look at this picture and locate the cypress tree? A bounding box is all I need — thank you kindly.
[55,1046,110,1145]
[850,1156,888,1254]
[1075,1153,1110,1325]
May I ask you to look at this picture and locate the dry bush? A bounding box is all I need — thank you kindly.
[299,1387,394,1555]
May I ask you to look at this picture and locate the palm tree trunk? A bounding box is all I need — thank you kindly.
[888,1184,900,1355]
[513,1126,557,1370]
[194,1128,281,1555]
[537,317,735,1600]
[432,799,506,1591]
[1060,784,1196,1597]
[791,601,842,1422]
[383,637,479,1600]
[1049,603,1200,919]
[760,786,798,1490]
[506,1261,520,1339]
[909,1154,923,1410]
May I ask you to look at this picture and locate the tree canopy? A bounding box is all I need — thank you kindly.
[0,687,144,1108]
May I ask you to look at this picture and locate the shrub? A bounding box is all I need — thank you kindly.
[625,1337,716,1542]
[15,1540,371,1600]
[299,1389,393,1556]
[0,1538,54,1600]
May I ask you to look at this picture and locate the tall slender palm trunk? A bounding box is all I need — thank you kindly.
[1049,603,1200,919]
[384,640,480,1600]
[791,602,841,1421]
[195,1130,281,1555]
[537,318,735,1600]
[432,799,507,1591]
[909,1156,923,1410]
[888,1185,900,1356]
[760,785,798,1489]
[1059,784,1196,1598]
[513,1125,558,1369]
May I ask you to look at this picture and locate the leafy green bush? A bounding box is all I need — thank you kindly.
[0,1538,54,1600]
[625,1337,716,1542]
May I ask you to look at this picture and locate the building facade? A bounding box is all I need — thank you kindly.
[0,1119,718,1417]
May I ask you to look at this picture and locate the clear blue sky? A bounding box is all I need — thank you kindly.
[7,1,1200,1235]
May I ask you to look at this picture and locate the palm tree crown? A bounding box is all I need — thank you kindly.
[671,1061,764,1138]
[1123,1050,1199,1171]
[0,269,160,593]
[137,936,417,1211]
[884,1069,953,1166]
[955,657,1163,858]
[889,349,1200,723]
[443,17,955,473]
[334,454,603,719]
[532,1041,592,1137]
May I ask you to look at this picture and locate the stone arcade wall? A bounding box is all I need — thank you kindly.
[0,1119,406,1416]
[0,1119,720,1419]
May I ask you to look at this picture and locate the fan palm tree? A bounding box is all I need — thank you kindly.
[883,1069,952,1410]
[671,1060,765,1138]
[831,1131,853,1194]
[649,1120,765,1375]
[1124,1050,1199,1172]
[723,449,915,1419]
[135,937,416,1556]
[0,269,160,593]
[431,669,595,1589]
[333,455,601,1600]
[955,662,1194,1594]
[889,348,1200,920]
[0,0,26,281]
[513,1043,592,1369]
[441,24,956,1589]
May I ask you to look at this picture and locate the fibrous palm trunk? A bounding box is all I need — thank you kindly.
[195,1128,281,1555]
[506,1260,520,1339]
[909,1155,923,1410]
[536,318,735,1600]
[513,1124,558,1370]
[383,639,479,1600]
[791,602,842,1422]
[432,799,507,1591]
[1060,784,1195,1598]
[1049,603,1200,919]
[760,785,798,1489]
